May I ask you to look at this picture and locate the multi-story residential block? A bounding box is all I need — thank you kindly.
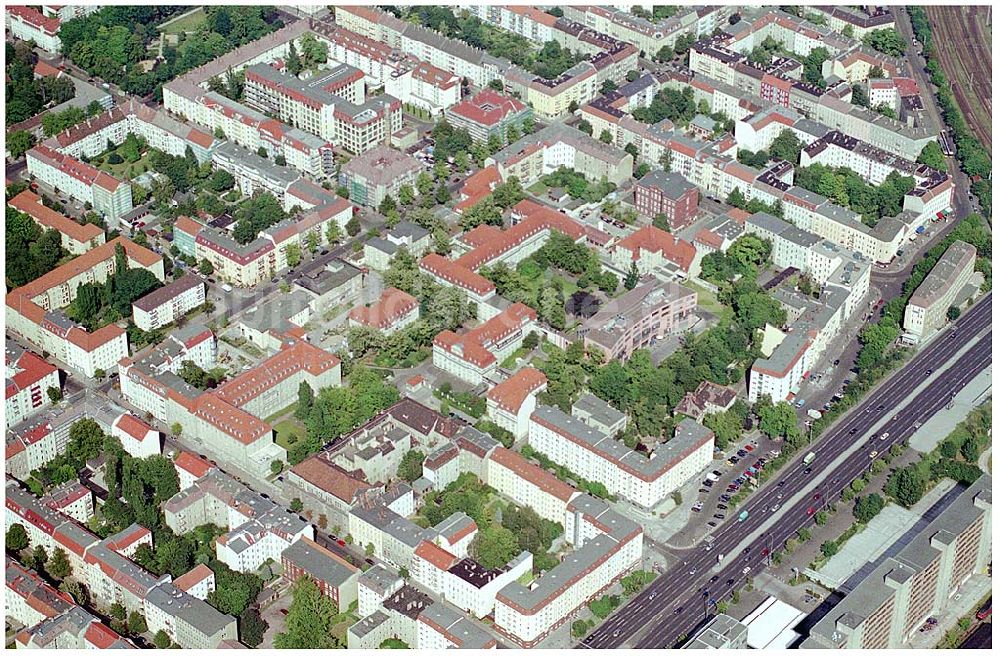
[485,446,578,525]
[41,481,93,524]
[173,451,217,491]
[244,62,403,154]
[445,88,533,144]
[611,225,697,278]
[411,538,532,619]
[8,190,105,255]
[348,287,420,335]
[110,413,161,459]
[293,258,364,311]
[811,5,895,38]
[5,6,62,53]
[432,303,539,384]
[131,275,206,332]
[363,221,431,271]
[339,145,424,208]
[903,240,977,343]
[172,564,215,601]
[236,292,313,352]
[5,342,60,427]
[487,123,633,187]
[281,537,359,612]
[485,368,547,439]
[121,336,339,476]
[143,581,238,649]
[803,476,991,649]
[528,406,714,508]
[26,144,133,222]
[5,237,164,378]
[634,170,700,230]
[578,279,698,362]
[494,495,643,647]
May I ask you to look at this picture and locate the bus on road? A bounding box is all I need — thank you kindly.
[803,451,816,466]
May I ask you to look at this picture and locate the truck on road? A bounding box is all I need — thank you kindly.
[803,451,816,466]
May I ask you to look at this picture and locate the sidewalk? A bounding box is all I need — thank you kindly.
[904,574,992,648]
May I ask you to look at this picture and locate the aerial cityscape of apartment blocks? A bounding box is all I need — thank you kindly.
[4,3,991,652]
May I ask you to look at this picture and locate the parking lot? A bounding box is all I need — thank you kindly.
[684,432,784,536]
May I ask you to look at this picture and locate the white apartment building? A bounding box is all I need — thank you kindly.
[485,367,547,438]
[528,406,715,509]
[132,275,206,332]
[26,144,133,222]
[5,345,59,427]
[411,539,532,619]
[903,240,977,342]
[6,6,61,53]
[432,303,538,384]
[494,495,643,647]
[110,413,161,459]
[485,447,578,525]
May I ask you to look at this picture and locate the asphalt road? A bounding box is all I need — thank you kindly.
[581,293,992,649]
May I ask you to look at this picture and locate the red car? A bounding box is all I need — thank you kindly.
[337,539,346,547]
[807,506,816,515]
[744,444,754,452]
[761,548,770,556]
[813,493,822,500]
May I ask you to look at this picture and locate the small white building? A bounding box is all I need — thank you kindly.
[485,368,547,438]
[111,413,161,458]
[131,275,206,332]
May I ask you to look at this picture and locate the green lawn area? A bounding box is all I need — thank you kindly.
[683,280,725,315]
[501,346,530,369]
[158,7,207,35]
[274,418,306,451]
[93,150,153,179]
[528,180,548,195]
[265,402,299,424]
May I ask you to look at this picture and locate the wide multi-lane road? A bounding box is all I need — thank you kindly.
[581,293,992,649]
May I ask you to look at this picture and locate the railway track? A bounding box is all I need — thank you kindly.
[926,6,992,153]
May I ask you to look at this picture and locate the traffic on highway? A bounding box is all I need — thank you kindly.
[582,293,992,649]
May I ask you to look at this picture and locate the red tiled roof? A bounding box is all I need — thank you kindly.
[414,539,457,571]
[892,77,920,97]
[433,303,537,369]
[33,60,61,78]
[487,368,547,414]
[8,6,60,34]
[348,287,418,330]
[290,456,374,504]
[6,348,57,400]
[453,200,586,272]
[112,413,155,442]
[173,451,214,479]
[615,226,696,272]
[173,563,214,592]
[489,447,577,502]
[455,165,502,214]
[192,394,271,446]
[186,128,215,149]
[213,339,339,408]
[83,621,123,649]
[173,215,204,238]
[448,88,527,128]
[420,253,495,297]
[9,190,104,245]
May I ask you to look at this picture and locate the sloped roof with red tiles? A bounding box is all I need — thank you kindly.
[433,303,537,369]
[455,164,503,214]
[489,447,577,502]
[212,339,339,408]
[173,563,214,592]
[420,253,496,297]
[8,6,60,34]
[84,621,125,649]
[33,60,62,78]
[191,394,271,445]
[173,215,205,238]
[290,456,375,504]
[414,539,458,571]
[9,190,104,245]
[447,88,527,128]
[112,413,155,442]
[615,226,696,271]
[6,348,57,400]
[348,287,418,330]
[487,368,547,414]
[174,451,214,479]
